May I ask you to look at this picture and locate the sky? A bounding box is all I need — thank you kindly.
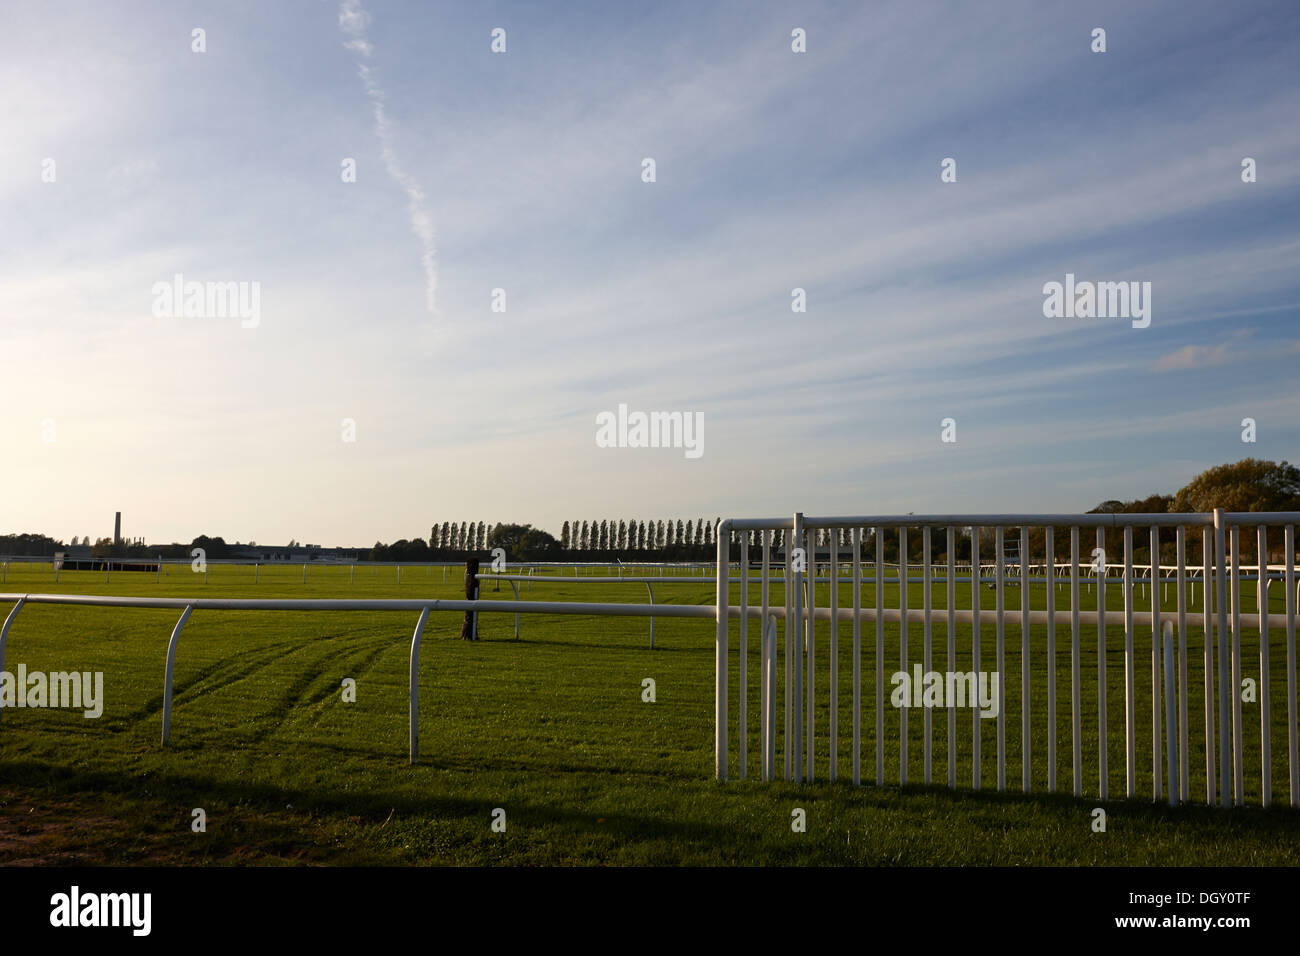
[3,0,1298,548]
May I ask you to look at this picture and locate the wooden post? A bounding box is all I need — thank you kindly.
[461,557,480,640]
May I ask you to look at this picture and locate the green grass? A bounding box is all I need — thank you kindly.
[0,559,1297,865]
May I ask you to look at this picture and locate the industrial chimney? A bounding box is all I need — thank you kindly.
[114,512,122,547]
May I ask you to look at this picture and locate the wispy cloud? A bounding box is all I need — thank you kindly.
[1152,344,1233,371]
[338,0,437,314]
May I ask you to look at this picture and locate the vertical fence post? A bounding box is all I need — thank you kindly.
[901,525,909,786]
[1203,525,1216,805]
[786,524,794,781]
[791,513,804,783]
[1258,525,1271,807]
[761,530,773,782]
[161,605,195,745]
[1020,525,1030,793]
[1176,526,1189,801]
[972,526,982,790]
[1214,509,1231,806]
[947,526,956,790]
[1123,525,1135,798]
[461,558,480,641]
[875,527,885,786]
[1285,525,1297,808]
[1046,526,1056,793]
[759,616,769,780]
[806,522,816,783]
[1164,620,1178,806]
[1151,525,1162,803]
[995,526,1005,792]
[739,534,748,780]
[922,530,932,786]
[829,532,839,782]
[1097,526,1108,800]
[852,527,862,787]
[409,606,430,765]
[1071,526,1082,797]
[715,519,732,782]
[977,528,982,790]
[0,598,27,726]
[1230,525,1243,806]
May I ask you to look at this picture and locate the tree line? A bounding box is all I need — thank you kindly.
[6,459,1295,565]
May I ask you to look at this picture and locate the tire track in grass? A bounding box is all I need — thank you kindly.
[247,632,400,746]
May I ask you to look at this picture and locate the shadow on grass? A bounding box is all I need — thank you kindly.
[0,758,736,847]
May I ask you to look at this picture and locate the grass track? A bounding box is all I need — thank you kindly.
[1,560,1297,865]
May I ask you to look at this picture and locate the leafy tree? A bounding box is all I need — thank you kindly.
[190,535,229,559]
[487,523,560,560]
[1171,459,1300,513]
[561,520,571,550]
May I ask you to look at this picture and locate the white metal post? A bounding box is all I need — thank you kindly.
[1021,525,1030,792]
[1046,526,1056,793]
[900,525,909,786]
[161,605,195,745]
[806,522,816,783]
[715,519,731,781]
[1151,525,1162,802]
[739,535,748,780]
[1286,525,1297,808]
[0,598,26,725]
[409,606,430,765]
[829,530,839,782]
[1123,525,1135,798]
[972,526,982,790]
[1214,509,1231,806]
[1203,526,1215,805]
[1098,526,1108,800]
[1176,526,1189,800]
[923,529,932,786]
[1258,525,1270,807]
[1071,527,1082,796]
[852,527,862,787]
[791,513,803,782]
[761,530,773,782]
[1164,621,1178,806]
[876,527,885,786]
[947,526,956,790]
[1230,526,1243,806]
[995,526,1005,792]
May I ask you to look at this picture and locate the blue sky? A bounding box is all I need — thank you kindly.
[3,0,1298,547]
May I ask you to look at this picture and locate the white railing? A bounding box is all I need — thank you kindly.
[0,593,720,765]
[715,510,1299,809]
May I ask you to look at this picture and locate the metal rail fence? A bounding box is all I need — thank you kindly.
[714,509,1298,809]
[3,509,1296,810]
[0,593,726,766]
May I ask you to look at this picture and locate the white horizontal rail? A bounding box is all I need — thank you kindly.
[0,593,728,766]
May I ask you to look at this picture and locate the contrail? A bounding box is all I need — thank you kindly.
[338,0,437,314]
